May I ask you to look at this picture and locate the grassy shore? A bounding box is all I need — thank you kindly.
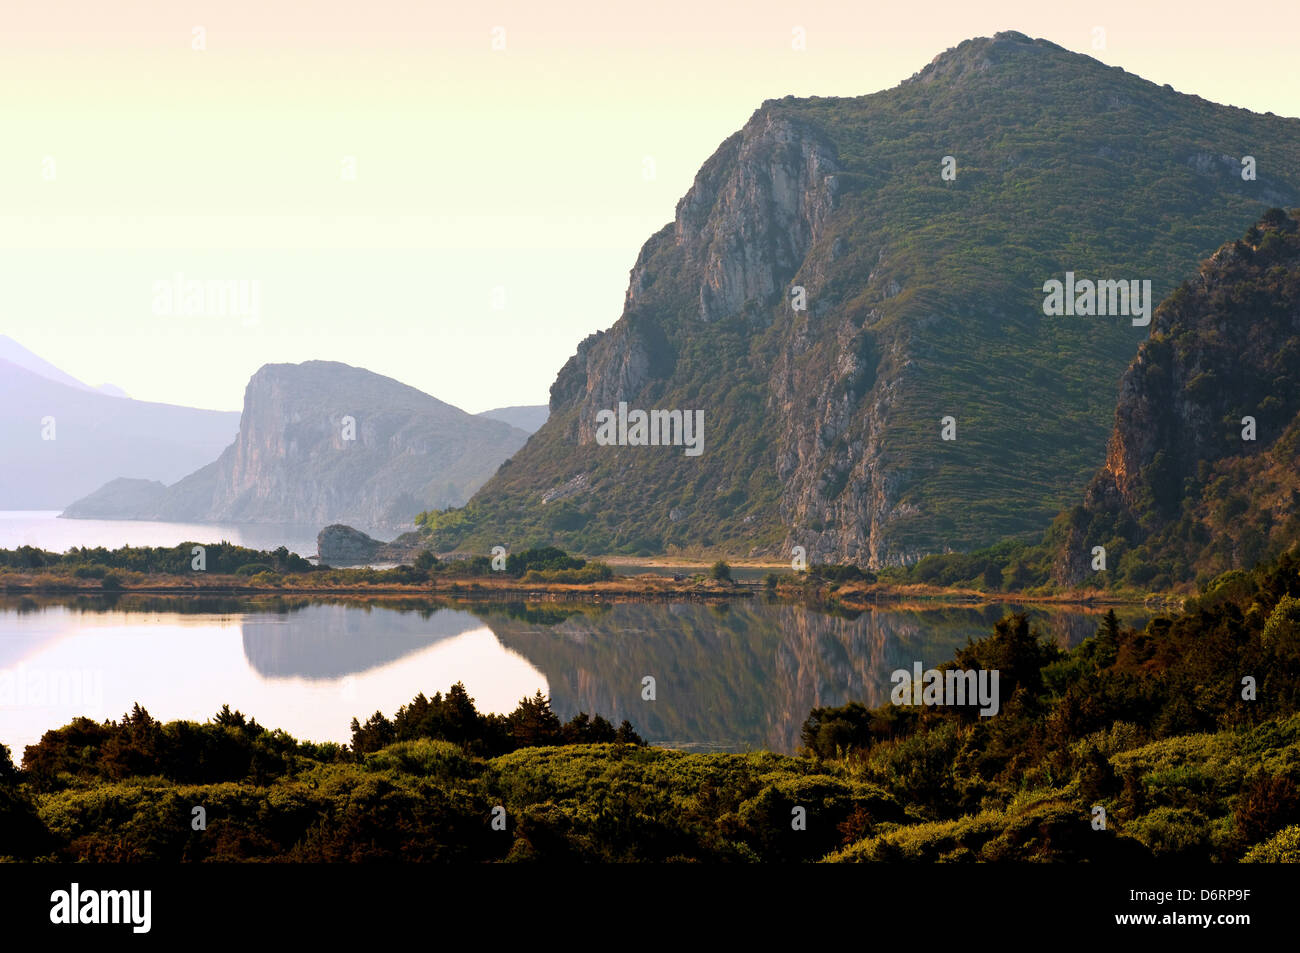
[783,578,1173,610]
[0,567,753,601]
[0,565,1171,610]
[0,541,1171,606]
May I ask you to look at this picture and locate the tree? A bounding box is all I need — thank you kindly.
[442,682,483,744]
[350,711,395,754]
[710,560,733,583]
[0,743,18,785]
[508,691,562,748]
[214,704,247,729]
[1096,609,1121,667]
[615,720,644,745]
[952,613,1060,705]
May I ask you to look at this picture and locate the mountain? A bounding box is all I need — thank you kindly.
[1052,208,1300,588]
[60,477,169,519]
[0,355,240,510]
[420,32,1300,564]
[63,361,531,529]
[477,405,549,434]
[0,336,129,398]
[0,336,95,393]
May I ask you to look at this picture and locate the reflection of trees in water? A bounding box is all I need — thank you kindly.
[487,601,1152,754]
[2,595,1152,754]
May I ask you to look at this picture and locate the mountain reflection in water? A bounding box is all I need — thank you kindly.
[0,595,1147,754]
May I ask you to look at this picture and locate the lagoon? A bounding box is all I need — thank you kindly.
[0,593,1148,757]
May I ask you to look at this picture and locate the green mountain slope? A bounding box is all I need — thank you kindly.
[1053,207,1300,588]
[424,32,1300,564]
[881,208,1300,593]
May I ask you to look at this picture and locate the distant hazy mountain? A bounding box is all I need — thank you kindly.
[0,335,131,399]
[65,361,531,529]
[0,354,240,510]
[477,404,549,434]
[60,477,169,519]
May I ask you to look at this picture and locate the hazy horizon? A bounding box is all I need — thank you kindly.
[0,333,550,414]
[4,1,1300,413]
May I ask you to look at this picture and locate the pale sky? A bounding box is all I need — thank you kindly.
[2,1,1298,412]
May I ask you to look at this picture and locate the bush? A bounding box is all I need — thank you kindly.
[811,563,876,584]
[520,563,613,584]
[710,561,733,583]
[363,739,475,779]
[1127,806,1214,859]
[505,547,585,578]
[1243,824,1300,862]
[1235,772,1300,847]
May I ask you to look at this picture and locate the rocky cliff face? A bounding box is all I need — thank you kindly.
[671,114,841,323]
[65,362,529,530]
[1054,208,1300,585]
[435,32,1300,564]
[559,112,840,445]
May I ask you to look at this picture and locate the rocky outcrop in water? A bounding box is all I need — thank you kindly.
[316,523,424,566]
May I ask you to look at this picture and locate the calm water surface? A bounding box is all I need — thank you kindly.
[0,512,752,576]
[0,511,328,559]
[0,593,1149,756]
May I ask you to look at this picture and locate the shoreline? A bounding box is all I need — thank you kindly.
[0,571,753,602]
[0,570,1165,610]
[800,581,1174,611]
